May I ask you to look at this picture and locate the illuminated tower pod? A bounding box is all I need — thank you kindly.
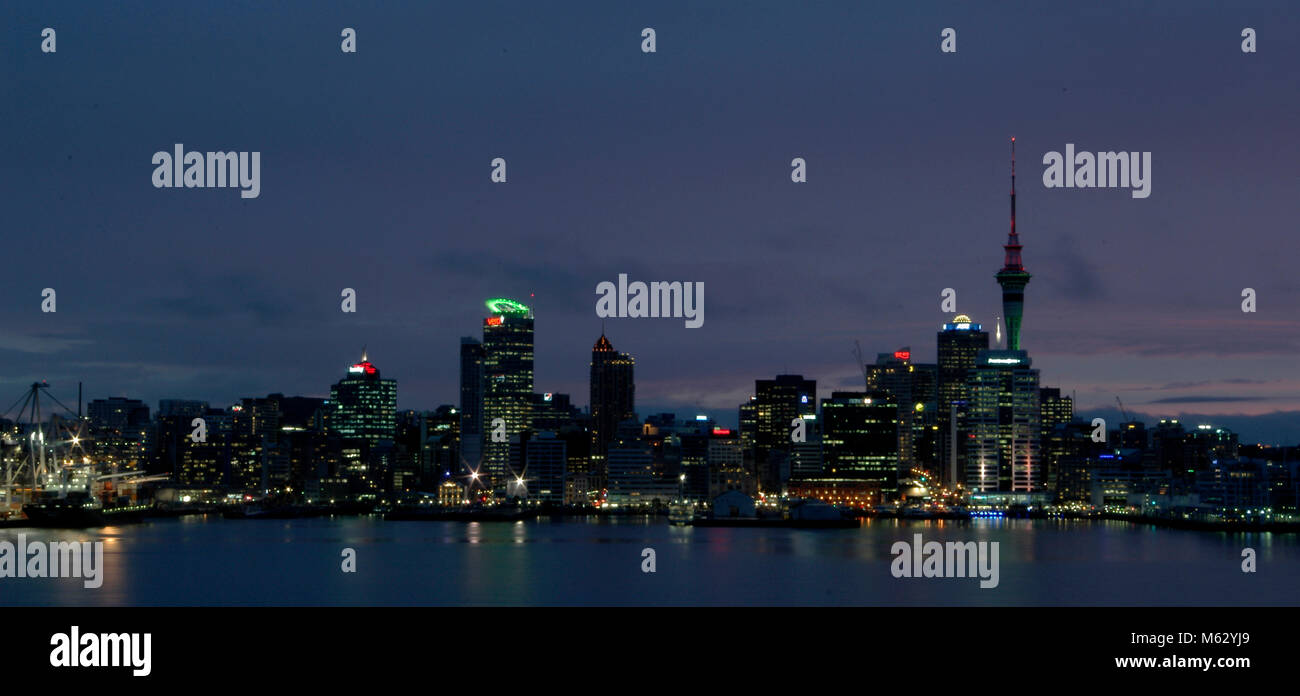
[481,298,534,488]
[996,138,1031,351]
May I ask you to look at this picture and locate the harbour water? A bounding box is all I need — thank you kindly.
[1,516,1295,606]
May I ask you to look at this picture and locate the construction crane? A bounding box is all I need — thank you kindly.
[1115,396,1130,423]
[852,341,869,390]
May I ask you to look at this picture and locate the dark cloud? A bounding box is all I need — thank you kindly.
[2,1,1297,425]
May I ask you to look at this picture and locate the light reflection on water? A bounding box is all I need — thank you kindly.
[1,515,1295,606]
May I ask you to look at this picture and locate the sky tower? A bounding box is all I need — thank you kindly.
[996,137,1031,350]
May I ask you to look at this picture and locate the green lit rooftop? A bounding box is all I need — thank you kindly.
[485,298,532,315]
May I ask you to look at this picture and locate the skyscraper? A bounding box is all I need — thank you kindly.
[524,431,566,504]
[966,350,1041,492]
[753,375,816,493]
[866,349,937,469]
[459,337,485,474]
[329,352,397,496]
[481,298,534,487]
[590,332,635,465]
[86,397,151,471]
[996,138,1031,351]
[820,391,900,495]
[937,314,989,488]
[329,351,398,448]
[1040,386,1076,493]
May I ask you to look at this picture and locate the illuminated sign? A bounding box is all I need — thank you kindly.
[987,357,1022,365]
[894,350,911,361]
[543,393,553,402]
[349,361,378,374]
[695,415,708,421]
[484,316,503,326]
[712,428,732,436]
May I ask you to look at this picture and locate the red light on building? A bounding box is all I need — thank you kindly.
[712,428,732,436]
[894,350,911,361]
[485,316,503,326]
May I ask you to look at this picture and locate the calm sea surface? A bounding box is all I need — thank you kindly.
[1,516,1295,606]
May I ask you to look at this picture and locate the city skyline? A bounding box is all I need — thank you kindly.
[4,2,1298,443]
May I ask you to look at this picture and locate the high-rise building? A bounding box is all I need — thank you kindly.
[996,138,1031,351]
[1039,387,1074,438]
[752,375,816,493]
[966,350,1041,492]
[153,400,208,477]
[738,398,757,453]
[1039,387,1075,493]
[530,392,580,432]
[86,397,151,471]
[590,332,635,464]
[937,314,989,488]
[481,298,534,487]
[423,405,461,483]
[524,431,566,504]
[329,351,397,448]
[329,351,397,496]
[459,337,485,475]
[179,406,230,488]
[230,395,282,493]
[820,391,900,494]
[866,348,937,469]
[707,429,753,498]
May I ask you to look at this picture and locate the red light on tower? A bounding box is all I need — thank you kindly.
[894,350,911,361]
[485,316,503,326]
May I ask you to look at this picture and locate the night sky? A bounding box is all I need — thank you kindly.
[3,2,1298,442]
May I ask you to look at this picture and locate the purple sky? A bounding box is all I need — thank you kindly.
[3,1,1298,442]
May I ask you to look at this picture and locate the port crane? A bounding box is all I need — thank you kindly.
[1,382,84,514]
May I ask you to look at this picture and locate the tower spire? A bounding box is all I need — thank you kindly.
[1003,137,1023,271]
